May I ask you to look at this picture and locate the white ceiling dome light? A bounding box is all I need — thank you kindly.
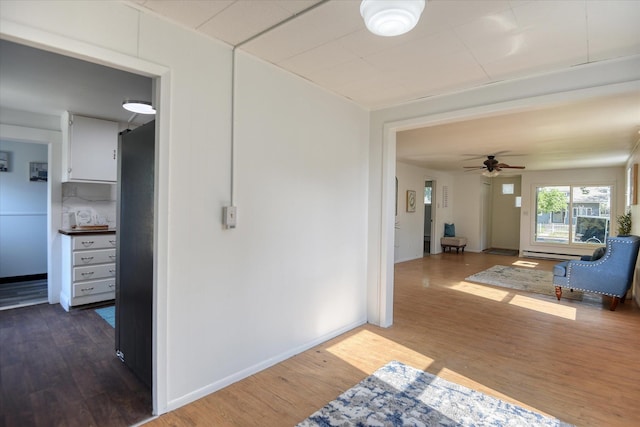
[122,100,156,115]
[360,0,426,37]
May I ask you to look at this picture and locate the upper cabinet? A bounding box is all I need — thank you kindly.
[61,111,118,183]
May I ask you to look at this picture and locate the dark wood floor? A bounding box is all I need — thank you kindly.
[0,303,151,427]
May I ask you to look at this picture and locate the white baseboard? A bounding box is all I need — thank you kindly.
[164,318,367,413]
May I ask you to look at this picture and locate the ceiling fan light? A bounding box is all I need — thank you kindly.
[122,100,156,115]
[360,0,425,37]
[482,170,501,178]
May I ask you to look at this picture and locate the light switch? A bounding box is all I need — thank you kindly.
[223,206,237,229]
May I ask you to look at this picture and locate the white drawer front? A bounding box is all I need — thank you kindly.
[72,234,116,250]
[73,248,116,266]
[72,278,115,298]
[73,263,116,281]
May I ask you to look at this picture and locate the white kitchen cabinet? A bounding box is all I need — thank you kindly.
[60,233,116,311]
[61,111,119,183]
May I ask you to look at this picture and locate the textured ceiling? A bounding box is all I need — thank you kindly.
[131,0,640,108]
[1,1,638,172]
[128,0,640,172]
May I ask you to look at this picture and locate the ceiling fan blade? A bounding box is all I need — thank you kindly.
[463,166,485,169]
[497,163,525,169]
[463,151,512,160]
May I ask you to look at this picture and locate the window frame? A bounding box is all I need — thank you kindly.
[532,183,615,248]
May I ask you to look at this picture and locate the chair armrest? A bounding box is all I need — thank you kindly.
[565,258,629,296]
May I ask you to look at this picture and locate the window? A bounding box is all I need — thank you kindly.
[424,185,432,204]
[535,185,611,245]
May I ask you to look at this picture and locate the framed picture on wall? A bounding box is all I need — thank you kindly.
[406,190,416,212]
[29,161,48,182]
[0,151,8,172]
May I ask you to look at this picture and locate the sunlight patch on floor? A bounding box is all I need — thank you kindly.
[512,260,539,268]
[450,282,510,301]
[450,281,577,320]
[434,367,554,418]
[325,329,434,373]
[509,295,577,320]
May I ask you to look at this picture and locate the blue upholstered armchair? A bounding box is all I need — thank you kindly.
[553,236,640,310]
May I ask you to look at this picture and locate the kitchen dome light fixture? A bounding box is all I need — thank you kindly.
[360,0,425,37]
[122,100,156,115]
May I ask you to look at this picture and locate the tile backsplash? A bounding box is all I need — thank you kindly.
[62,182,117,229]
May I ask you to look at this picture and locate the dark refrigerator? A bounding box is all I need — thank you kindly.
[116,120,154,388]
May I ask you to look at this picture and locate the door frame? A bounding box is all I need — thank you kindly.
[423,179,436,254]
[0,25,170,415]
[0,125,61,306]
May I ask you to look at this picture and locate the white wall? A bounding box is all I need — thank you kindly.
[0,139,47,277]
[452,173,489,252]
[395,162,426,262]
[0,0,369,414]
[394,166,628,259]
[395,161,455,262]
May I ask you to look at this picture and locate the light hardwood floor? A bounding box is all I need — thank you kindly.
[145,253,640,427]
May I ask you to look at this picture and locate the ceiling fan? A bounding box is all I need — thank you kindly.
[464,155,525,176]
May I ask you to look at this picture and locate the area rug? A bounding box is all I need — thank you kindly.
[297,360,572,426]
[95,306,115,328]
[465,265,583,301]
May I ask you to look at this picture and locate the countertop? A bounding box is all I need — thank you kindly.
[58,228,116,235]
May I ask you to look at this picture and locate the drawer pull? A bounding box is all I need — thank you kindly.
[108,283,115,288]
[80,287,94,292]
[81,272,95,277]
[81,240,95,247]
[80,256,94,262]
[108,255,116,260]
[109,269,116,274]
[109,240,116,245]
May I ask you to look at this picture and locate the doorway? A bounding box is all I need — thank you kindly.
[0,38,159,414]
[0,139,48,309]
[423,180,434,254]
[489,176,522,251]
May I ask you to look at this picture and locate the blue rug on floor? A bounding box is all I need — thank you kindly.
[297,360,573,426]
[95,306,115,328]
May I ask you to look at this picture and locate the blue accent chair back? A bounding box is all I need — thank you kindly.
[552,235,640,310]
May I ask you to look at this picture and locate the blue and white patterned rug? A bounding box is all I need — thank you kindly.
[297,361,572,426]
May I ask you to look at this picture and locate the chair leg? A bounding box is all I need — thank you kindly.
[609,296,620,311]
[555,286,562,300]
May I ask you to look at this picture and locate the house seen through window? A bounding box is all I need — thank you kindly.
[535,185,612,245]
